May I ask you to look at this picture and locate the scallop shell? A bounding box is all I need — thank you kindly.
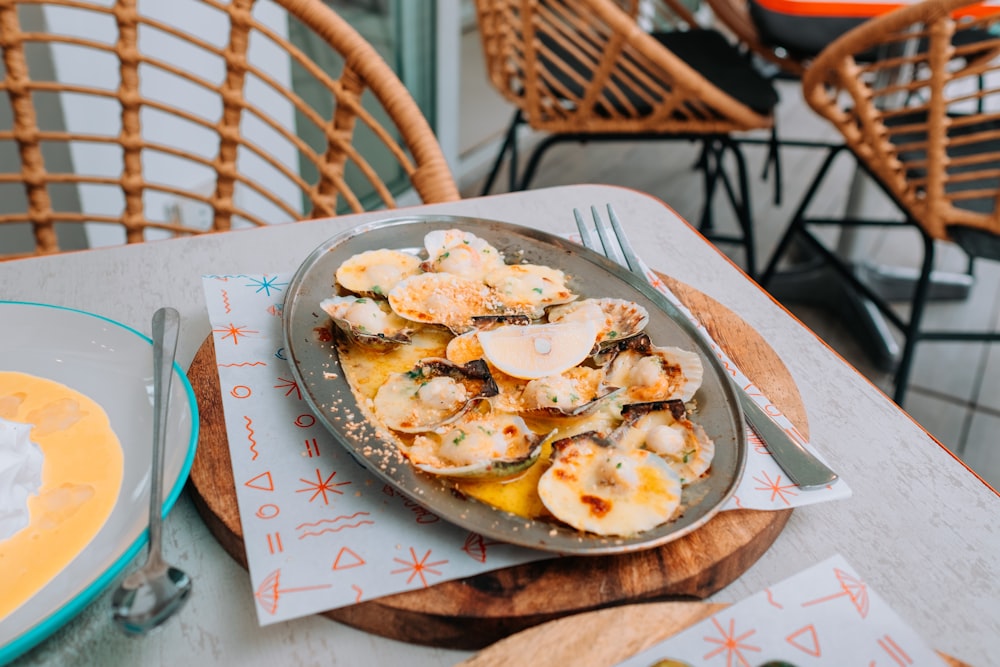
[515,367,622,417]
[320,295,414,350]
[537,432,682,536]
[405,411,545,479]
[546,298,649,349]
[372,358,499,433]
[484,263,577,318]
[611,401,715,484]
[388,272,511,334]
[421,229,507,280]
[599,333,704,403]
[335,248,421,297]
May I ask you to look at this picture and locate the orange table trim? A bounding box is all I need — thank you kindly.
[752,0,1000,18]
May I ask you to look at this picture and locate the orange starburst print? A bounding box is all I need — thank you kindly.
[213,323,258,345]
[296,468,351,504]
[702,616,762,667]
[753,470,799,505]
[391,547,448,588]
[274,377,302,399]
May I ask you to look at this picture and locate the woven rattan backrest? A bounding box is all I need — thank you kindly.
[0,0,458,259]
[802,0,1000,242]
[702,0,806,76]
[474,0,773,135]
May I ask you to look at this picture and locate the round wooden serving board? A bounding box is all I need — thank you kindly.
[186,276,798,650]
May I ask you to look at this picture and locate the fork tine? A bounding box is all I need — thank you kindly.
[606,205,642,275]
[592,205,627,268]
[574,208,598,252]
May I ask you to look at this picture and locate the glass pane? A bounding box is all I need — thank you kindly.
[290,1,437,213]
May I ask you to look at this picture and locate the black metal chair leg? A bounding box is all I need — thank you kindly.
[716,139,756,277]
[731,142,757,277]
[517,134,564,191]
[760,145,844,286]
[699,139,722,234]
[891,231,936,405]
[479,110,523,196]
[765,124,783,207]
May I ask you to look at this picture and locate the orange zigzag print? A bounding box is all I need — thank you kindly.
[298,521,375,538]
[296,512,371,528]
[221,289,231,313]
[218,361,267,368]
[245,416,258,461]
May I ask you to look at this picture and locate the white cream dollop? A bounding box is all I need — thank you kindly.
[0,416,44,541]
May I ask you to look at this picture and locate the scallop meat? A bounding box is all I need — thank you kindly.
[537,432,682,536]
[388,272,511,334]
[600,333,704,403]
[335,248,421,297]
[484,263,577,318]
[611,401,715,484]
[372,358,499,433]
[320,295,414,350]
[405,411,545,479]
[421,229,507,281]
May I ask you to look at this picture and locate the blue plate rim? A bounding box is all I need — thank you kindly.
[0,300,200,665]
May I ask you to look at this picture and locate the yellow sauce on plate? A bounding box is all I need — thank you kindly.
[338,330,560,520]
[0,371,124,621]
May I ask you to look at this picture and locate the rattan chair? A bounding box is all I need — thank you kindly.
[473,0,779,276]
[704,0,807,77]
[702,0,815,209]
[760,0,1000,405]
[0,0,458,260]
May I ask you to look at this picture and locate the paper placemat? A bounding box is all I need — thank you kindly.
[200,256,847,625]
[614,553,948,666]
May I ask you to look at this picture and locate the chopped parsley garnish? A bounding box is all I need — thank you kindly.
[451,431,467,446]
[532,287,543,294]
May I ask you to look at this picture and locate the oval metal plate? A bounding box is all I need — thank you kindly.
[282,215,746,555]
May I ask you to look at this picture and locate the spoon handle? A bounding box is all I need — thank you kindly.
[148,307,180,566]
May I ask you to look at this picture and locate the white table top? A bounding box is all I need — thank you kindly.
[4,184,998,666]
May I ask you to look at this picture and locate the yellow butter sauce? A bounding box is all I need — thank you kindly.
[337,331,580,520]
[0,371,124,621]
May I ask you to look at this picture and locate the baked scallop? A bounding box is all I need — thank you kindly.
[335,248,421,297]
[537,432,682,536]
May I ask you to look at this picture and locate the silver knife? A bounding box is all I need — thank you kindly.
[737,389,838,489]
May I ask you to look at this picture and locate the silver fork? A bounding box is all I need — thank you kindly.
[575,205,839,490]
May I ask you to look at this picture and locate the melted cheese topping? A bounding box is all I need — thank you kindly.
[0,371,124,621]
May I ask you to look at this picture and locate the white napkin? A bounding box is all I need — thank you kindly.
[614,553,948,666]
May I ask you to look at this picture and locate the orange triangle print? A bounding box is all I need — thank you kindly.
[245,470,274,491]
[332,546,365,570]
[786,624,821,657]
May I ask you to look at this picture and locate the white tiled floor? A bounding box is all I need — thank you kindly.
[456,28,1000,489]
